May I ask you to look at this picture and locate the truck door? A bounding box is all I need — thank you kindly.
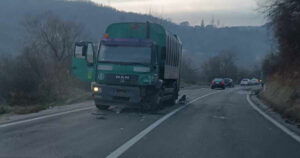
[72,42,95,82]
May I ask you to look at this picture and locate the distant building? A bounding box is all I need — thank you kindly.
[205,24,215,29]
[194,25,201,30]
[180,21,190,27]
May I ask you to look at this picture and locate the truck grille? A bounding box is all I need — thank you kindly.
[113,96,130,102]
[105,74,139,85]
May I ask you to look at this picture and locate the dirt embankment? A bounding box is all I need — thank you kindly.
[261,76,300,121]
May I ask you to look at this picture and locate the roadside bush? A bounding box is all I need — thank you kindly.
[262,52,280,77]
[0,105,10,114]
[259,0,300,122]
[0,12,87,107]
[264,0,300,75]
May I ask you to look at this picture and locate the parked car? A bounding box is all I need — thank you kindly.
[211,78,225,89]
[240,78,250,86]
[224,78,234,88]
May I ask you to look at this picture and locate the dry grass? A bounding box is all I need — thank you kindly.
[0,87,91,115]
[261,75,300,121]
[0,105,11,114]
[12,105,48,114]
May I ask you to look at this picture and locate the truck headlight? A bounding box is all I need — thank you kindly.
[93,87,101,93]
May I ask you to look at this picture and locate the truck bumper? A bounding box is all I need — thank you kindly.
[93,84,143,107]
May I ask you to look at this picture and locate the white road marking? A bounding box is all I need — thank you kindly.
[106,91,222,158]
[0,106,94,128]
[247,95,300,144]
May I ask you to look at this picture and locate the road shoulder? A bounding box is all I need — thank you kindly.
[248,94,300,143]
[0,100,94,125]
[0,86,210,128]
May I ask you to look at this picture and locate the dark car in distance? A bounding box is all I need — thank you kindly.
[224,78,234,88]
[211,78,225,89]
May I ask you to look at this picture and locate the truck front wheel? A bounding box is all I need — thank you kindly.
[142,90,162,112]
[165,83,178,106]
[165,91,177,106]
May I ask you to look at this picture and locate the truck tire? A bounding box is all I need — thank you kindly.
[165,91,178,106]
[96,104,109,110]
[165,83,178,106]
[142,90,162,112]
[165,97,176,106]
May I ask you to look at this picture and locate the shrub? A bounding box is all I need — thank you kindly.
[0,12,85,107]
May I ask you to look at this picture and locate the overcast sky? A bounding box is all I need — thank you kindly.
[91,0,266,26]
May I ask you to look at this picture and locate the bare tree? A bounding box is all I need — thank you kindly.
[201,51,238,81]
[21,12,82,100]
[264,0,300,76]
[0,12,83,106]
[22,12,82,65]
[181,57,201,84]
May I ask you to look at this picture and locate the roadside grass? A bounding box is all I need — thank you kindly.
[250,78,300,127]
[12,104,48,114]
[0,89,92,115]
[260,79,300,122]
[0,105,12,115]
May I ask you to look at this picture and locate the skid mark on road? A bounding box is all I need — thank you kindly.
[247,95,300,144]
[105,91,222,158]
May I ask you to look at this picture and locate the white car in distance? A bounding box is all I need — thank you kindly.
[240,79,250,86]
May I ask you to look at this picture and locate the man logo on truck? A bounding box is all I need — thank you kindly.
[116,75,130,83]
[72,22,182,111]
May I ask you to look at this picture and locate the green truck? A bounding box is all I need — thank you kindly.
[72,22,182,111]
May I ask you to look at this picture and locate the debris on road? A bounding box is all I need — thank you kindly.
[178,95,187,105]
[109,106,124,114]
[91,110,105,116]
[212,116,227,120]
[91,110,106,119]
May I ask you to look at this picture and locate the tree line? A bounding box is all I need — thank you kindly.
[0,0,272,68]
[181,50,261,84]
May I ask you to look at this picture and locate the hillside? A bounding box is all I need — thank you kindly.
[260,0,300,121]
[0,0,273,67]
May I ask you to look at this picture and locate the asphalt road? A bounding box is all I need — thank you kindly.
[0,87,300,158]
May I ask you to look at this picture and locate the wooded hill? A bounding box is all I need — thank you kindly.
[0,0,273,67]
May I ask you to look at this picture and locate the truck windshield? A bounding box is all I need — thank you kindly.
[98,45,151,64]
